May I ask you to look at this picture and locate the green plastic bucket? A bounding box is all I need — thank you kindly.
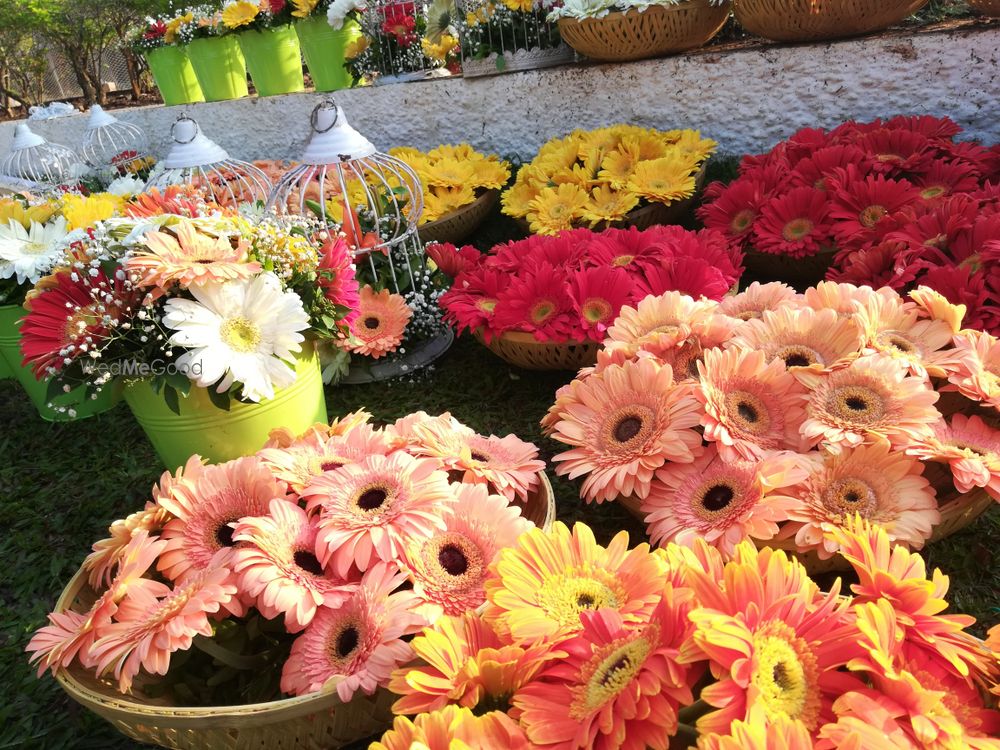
[186,35,249,101]
[295,16,360,92]
[0,347,10,380]
[122,342,328,471]
[0,304,121,421]
[239,24,305,96]
[145,46,205,105]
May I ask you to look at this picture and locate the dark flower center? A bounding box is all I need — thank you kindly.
[702,484,735,512]
[845,397,868,411]
[294,550,324,575]
[336,626,360,658]
[737,401,759,423]
[614,416,643,443]
[577,594,596,608]
[364,316,380,330]
[470,451,489,462]
[843,490,862,503]
[438,544,469,575]
[358,487,388,510]
[600,655,631,686]
[785,353,811,367]
[773,662,792,691]
[215,521,236,547]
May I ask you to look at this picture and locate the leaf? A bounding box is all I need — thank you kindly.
[207,387,231,412]
[163,384,180,415]
[495,54,506,72]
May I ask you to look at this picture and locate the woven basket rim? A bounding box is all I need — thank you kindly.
[558,0,731,26]
[418,188,499,236]
[492,329,598,347]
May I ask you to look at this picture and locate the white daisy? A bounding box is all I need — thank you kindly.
[327,0,365,29]
[162,272,310,403]
[0,217,69,285]
[105,174,145,197]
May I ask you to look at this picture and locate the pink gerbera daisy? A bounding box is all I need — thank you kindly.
[549,357,704,503]
[603,291,726,361]
[317,234,360,324]
[717,281,799,322]
[641,446,807,557]
[232,499,356,632]
[348,286,412,359]
[302,452,454,577]
[566,265,633,339]
[753,187,833,259]
[697,346,809,462]
[280,563,425,701]
[384,411,469,451]
[944,329,1000,409]
[801,280,898,318]
[780,442,939,558]
[907,413,1000,501]
[83,498,174,590]
[728,305,862,372]
[492,263,577,342]
[856,293,955,378]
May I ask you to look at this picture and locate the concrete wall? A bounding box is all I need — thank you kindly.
[2,24,998,166]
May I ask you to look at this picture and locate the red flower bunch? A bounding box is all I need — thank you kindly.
[381,1,418,46]
[267,0,287,12]
[142,20,166,40]
[436,225,742,344]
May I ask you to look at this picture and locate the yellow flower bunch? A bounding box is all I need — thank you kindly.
[290,0,320,17]
[60,193,125,231]
[345,35,370,60]
[0,198,59,229]
[390,144,511,224]
[221,0,261,29]
[501,124,716,236]
[164,12,194,43]
[421,33,459,63]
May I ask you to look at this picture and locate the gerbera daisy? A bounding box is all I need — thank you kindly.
[155,455,290,585]
[801,280,897,318]
[797,355,940,454]
[698,346,809,461]
[232,500,356,633]
[908,285,966,334]
[717,281,799,322]
[316,234,360,324]
[439,266,509,339]
[907,413,1000,501]
[384,410,469,451]
[526,183,589,235]
[641,445,806,557]
[389,611,555,715]
[125,186,212,219]
[549,357,703,503]
[280,563,425,701]
[625,156,697,204]
[697,708,814,750]
[400,484,533,619]
[0,217,68,285]
[790,143,872,191]
[83,500,174,589]
[681,543,864,735]
[856,293,954,378]
[89,564,236,692]
[753,187,833,259]
[697,178,766,247]
[566,265,633,339]
[425,241,481,278]
[492,263,577,342]
[827,173,920,245]
[913,159,980,202]
[636,257,733,304]
[860,128,933,175]
[944,329,1000,409]
[483,522,664,645]
[348,285,412,359]
[372,706,530,750]
[583,226,667,272]
[302,451,454,577]
[512,595,699,750]
[579,185,640,226]
[729,306,862,372]
[163,272,309,403]
[603,290,723,361]
[779,443,938,558]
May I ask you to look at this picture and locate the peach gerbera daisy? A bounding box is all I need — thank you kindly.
[389,612,556,715]
[232,500,356,633]
[83,500,173,589]
[641,445,807,557]
[717,281,799,322]
[780,443,939,558]
[262,409,374,449]
[155,456,290,585]
[400,484,533,620]
[681,543,864,735]
[124,219,260,290]
[372,706,530,750]
[728,306,863,373]
[797,354,940,454]
[698,346,809,461]
[483,522,664,645]
[697,708,813,750]
[513,594,699,750]
[856,293,955,378]
[944,330,1000,409]
[384,411,468,451]
[89,564,237,692]
[802,281,897,318]
[280,563,425,701]
[348,285,412,359]
[907,413,1000,501]
[302,452,454,578]
[603,291,723,361]
[908,285,966,334]
[549,357,703,503]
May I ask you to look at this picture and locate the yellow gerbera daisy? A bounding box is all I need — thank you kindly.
[626,157,697,204]
[425,158,476,189]
[290,0,319,17]
[673,129,719,162]
[0,198,58,229]
[60,193,123,231]
[427,143,478,162]
[221,0,260,28]
[344,35,370,59]
[421,33,458,63]
[579,185,639,226]
[468,159,511,190]
[598,139,642,189]
[501,180,541,219]
[525,183,589,236]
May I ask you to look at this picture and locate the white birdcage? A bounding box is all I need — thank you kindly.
[79,105,152,175]
[0,123,82,187]
[144,115,272,208]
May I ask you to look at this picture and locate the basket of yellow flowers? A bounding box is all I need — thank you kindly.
[391,144,511,245]
[501,124,715,236]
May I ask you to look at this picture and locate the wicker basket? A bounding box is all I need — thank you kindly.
[557,0,731,63]
[474,329,600,371]
[968,0,1000,16]
[743,246,836,290]
[53,473,555,749]
[732,0,928,42]
[418,189,499,246]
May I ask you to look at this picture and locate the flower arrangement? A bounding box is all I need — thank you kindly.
[503,124,717,235]
[436,224,742,344]
[163,6,228,43]
[544,280,1000,560]
[389,144,511,224]
[547,0,726,20]
[219,0,297,31]
[129,17,174,52]
[455,0,564,73]
[380,517,1000,747]
[27,411,547,707]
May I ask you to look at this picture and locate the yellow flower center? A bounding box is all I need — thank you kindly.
[582,297,613,324]
[220,317,262,353]
[782,218,814,242]
[920,185,947,200]
[536,568,624,630]
[751,621,820,728]
[570,629,655,718]
[611,254,635,268]
[731,209,755,234]
[530,300,556,325]
[23,239,49,255]
[476,298,497,314]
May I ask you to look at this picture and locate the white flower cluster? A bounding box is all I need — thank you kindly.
[327,0,367,29]
[547,0,724,21]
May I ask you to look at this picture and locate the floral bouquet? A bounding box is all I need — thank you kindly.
[455,0,564,74]
[379,518,1000,748]
[435,224,742,345]
[544,280,1000,562]
[128,17,176,53]
[503,124,716,235]
[698,115,1000,284]
[27,411,548,712]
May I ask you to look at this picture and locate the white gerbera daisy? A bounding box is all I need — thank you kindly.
[327,0,365,29]
[105,174,145,197]
[0,217,69,285]
[163,272,310,403]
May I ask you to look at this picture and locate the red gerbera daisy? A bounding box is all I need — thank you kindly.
[827,172,921,246]
[492,263,577,342]
[789,144,873,192]
[567,265,634,339]
[637,257,732,303]
[316,235,360,325]
[885,114,962,140]
[426,242,482,278]
[697,177,768,248]
[860,129,933,176]
[583,227,666,272]
[912,160,981,202]
[440,266,509,339]
[753,187,833,259]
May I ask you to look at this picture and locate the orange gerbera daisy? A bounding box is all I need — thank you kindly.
[698,347,809,461]
[372,706,530,750]
[856,293,954,378]
[801,281,897,318]
[681,543,864,735]
[697,708,814,750]
[348,285,412,359]
[483,522,664,645]
[641,445,806,557]
[83,499,173,589]
[512,593,699,750]
[729,306,862,373]
[549,357,703,503]
[124,219,260,290]
[944,329,1000,410]
[907,413,1000,501]
[779,443,939,558]
[717,281,799,321]
[263,409,374,449]
[797,354,940,454]
[389,612,556,715]
[401,484,533,619]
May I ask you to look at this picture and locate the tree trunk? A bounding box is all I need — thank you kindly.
[122,49,142,100]
[65,45,98,105]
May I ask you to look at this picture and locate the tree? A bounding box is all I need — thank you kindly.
[0,1,51,115]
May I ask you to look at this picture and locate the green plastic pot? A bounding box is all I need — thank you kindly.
[239,24,305,96]
[186,35,249,101]
[295,15,360,92]
[0,347,10,380]
[145,46,205,106]
[0,304,121,421]
[122,342,328,471]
